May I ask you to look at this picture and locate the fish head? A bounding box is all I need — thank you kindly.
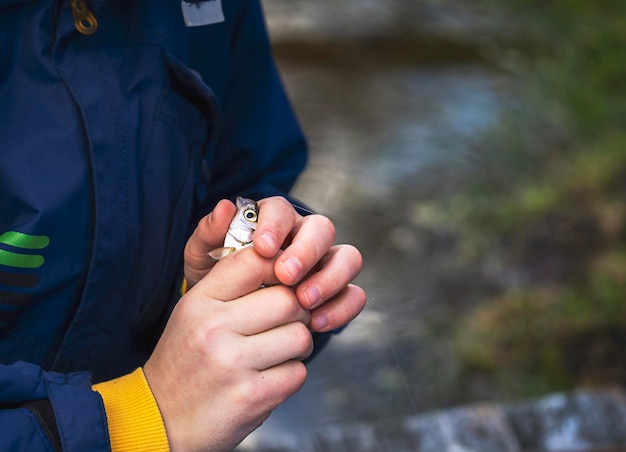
[209,197,259,260]
[235,196,258,229]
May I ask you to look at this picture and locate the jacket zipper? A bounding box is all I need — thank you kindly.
[70,0,98,35]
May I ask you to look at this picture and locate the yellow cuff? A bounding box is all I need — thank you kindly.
[93,368,169,452]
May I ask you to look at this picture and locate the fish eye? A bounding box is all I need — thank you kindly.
[243,208,258,222]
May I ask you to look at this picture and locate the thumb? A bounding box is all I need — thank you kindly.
[184,199,237,286]
[191,247,281,301]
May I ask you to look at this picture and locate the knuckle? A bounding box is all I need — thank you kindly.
[344,244,363,267]
[339,285,367,323]
[207,342,233,370]
[192,214,212,241]
[315,214,336,240]
[300,236,321,260]
[263,196,295,217]
[197,214,211,232]
[236,376,270,408]
[201,336,243,385]
[189,318,220,351]
[172,294,201,324]
[259,197,298,227]
[233,248,269,277]
[272,196,294,212]
[336,244,363,278]
[273,286,301,317]
[351,284,367,308]
[304,215,335,245]
[292,322,313,354]
[289,361,308,387]
[234,247,257,268]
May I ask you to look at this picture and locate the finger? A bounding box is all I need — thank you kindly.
[224,286,311,336]
[254,360,308,407]
[253,196,298,258]
[192,247,282,301]
[309,284,367,333]
[244,322,314,370]
[184,199,237,285]
[274,215,336,286]
[295,244,363,309]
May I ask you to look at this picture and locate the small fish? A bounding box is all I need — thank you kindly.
[208,196,259,260]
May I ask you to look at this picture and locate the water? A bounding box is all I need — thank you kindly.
[251,64,512,436]
[239,1,520,448]
[288,67,506,208]
[227,2,626,449]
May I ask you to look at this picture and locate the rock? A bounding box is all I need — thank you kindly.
[239,388,626,451]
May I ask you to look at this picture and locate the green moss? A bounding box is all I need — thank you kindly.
[455,268,626,398]
[409,0,626,401]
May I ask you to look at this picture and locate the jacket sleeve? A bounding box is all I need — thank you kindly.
[0,361,110,452]
[189,0,308,213]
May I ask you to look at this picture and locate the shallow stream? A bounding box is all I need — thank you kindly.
[243,0,522,446]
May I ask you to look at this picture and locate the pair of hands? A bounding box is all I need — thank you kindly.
[143,197,366,451]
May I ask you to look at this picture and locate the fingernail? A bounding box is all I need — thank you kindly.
[304,285,322,309]
[281,257,302,281]
[311,313,330,331]
[260,232,278,252]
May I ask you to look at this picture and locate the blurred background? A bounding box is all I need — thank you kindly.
[241,0,626,449]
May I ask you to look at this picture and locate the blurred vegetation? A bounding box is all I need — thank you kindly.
[448,1,626,398]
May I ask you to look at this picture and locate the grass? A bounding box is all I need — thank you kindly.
[445,0,626,400]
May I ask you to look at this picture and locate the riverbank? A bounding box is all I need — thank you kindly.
[244,0,626,447]
[241,387,626,451]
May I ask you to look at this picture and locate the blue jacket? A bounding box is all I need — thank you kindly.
[0,0,311,449]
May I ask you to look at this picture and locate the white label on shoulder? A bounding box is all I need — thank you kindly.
[181,0,225,27]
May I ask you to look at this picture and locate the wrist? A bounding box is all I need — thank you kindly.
[93,368,169,452]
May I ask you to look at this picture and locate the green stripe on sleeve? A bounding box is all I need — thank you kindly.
[0,250,45,269]
[0,232,50,250]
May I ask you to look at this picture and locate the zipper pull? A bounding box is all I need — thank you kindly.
[71,0,98,35]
